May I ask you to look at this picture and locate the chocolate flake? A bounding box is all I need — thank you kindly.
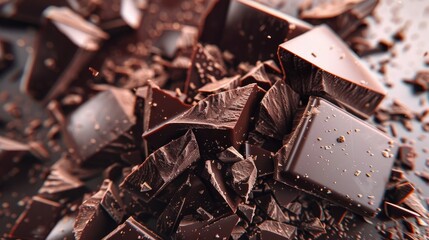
[384,202,420,219]
[230,156,257,201]
[258,220,297,240]
[38,168,85,199]
[398,145,417,170]
[217,146,244,163]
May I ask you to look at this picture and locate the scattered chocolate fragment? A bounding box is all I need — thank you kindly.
[144,84,264,155]
[300,0,378,38]
[21,6,108,101]
[237,203,256,223]
[10,196,62,240]
[404,71,429,92]
[403,192,428,218]
[229,156,257,201]
[390,182,415,204]
[258,220,297,240]
[301,218,326,237]
[254,80,300,141]
[217,146,244,163]
[278,25,386,119]
[38,168,85,200]
[256,194,289,222]
[103,216,162,240]
[198,75,241,96]
[46,212,77,240]
[267,180,301,208]
[245,143,275,177]
[398,145,417,170]
[121,130,200,202]
[66,88,136,165]
[240,61,280,90]
[99,180,125,224]
[275,97,396,217]
[0,136,30,178]
[384,202,420,219]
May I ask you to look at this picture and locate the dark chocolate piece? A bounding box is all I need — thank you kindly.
[0,136,30,178]
[73,184,117,240]
[203,160,240,212]
[245,143,275,177]
[21,6,108,101]
[254,80,300,141]
[144,84,264,155]
[38,168,85,199]
[278,25,386,119]
[301,218,326,237]
[217,146,244,163]
[403,193,428,218]
[152,26,198,59]
[121,130,200,202]
[46,212,77,240]
[240,61,276,90]
[384,202,420,219]
[404,71,429,92]
[66,88,136,165]
[198,75,241,96]
[10,196,62,240]
[0,0,67,24]
[237,203,256,223]
[258,220,297,240]
[398,145,417,170]
[256,194,289,222]
[144,81,191,132]
[99,180,125,224]
[267,180,300,208]
[102,216,162,240]
[300,0,378,38]
[275,96,396,217]
[229,156,257,201]
[205,0,312,64]
[391,182,415,204]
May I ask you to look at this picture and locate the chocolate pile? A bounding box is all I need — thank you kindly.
[1,0,429,239]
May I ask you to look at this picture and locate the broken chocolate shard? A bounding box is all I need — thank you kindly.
[203,160,240,212]
[103,216,162,240]
[275,96,396,217]
[46,212,77,240]
[390,182,415,204]
[237,203,256,223]
[240,61,276,90]
[10,196,62,240]
[267,180,300,208]
[278,25,386,119]
[0,0,68,24]
[217,146,244,163]
[301,218,326,237]
[152,26,198,59]
[144,81,191,132]
[300,0,378,38]
[121,130,200,202]
[198,75,241,96]
[384,202,420,219]
[398,145,417,170]
[99,179,125,224]
[403,192,429,218]
[245,143,275,177]
[258,220,297,240]
[144,84,264,155]
[20,6,108,101]
[404,71,429,92]
[230,156,257,201]
[38,168,85,199]
[255,80,300,141]
[73,185,117,240]
[204,0,311,65]
[0,136,30,178]
[256,194,289,223]
[66,88,136,165]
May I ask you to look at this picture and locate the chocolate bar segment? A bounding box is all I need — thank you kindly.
[144,84,264,155]
[20,6,108,101]
[275,96,396,217]
[278,25,386,119]
[10,196,62,240]
[121,130,200,202]
[66,88,136,165]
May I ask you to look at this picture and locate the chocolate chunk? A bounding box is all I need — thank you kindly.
[254,80,300,141]
[157,175,211,236]
[391,182,415,204]
[384,202,420,219]
[404,71,429,92]
[398,145,417,170]
[38,168,85,199]
[245,143,275,177]
[205,0,311,65]
[10,196,62,240]
[203,160,240,212]
[184,44,227,101]
[256,194,289,223]
[66,88,136,165]
[275,96,396,217]
[99,180,125,224]
[176,213,240,240]
[285,202,302,215]
[73,185,117,240]
[0,136,30,178]
[198,75,241,96]
[46,212,77,240]
[152,26,198,59]
[403,192,428,218]
[103,216,162,240]
[300,0,378,38]
[258,220,297,240]
[267,180,300,208]
[278,25,386,119]
[237,203,256,223]
[229,156,257,201]
[240,61,279,90]
[21,6,108,101]
[144,81,191,132]
[217,146,244,163]
[301,218,326,237]
[144,84,264,155]
[121,130,200,202]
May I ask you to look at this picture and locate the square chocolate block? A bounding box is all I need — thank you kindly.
[275,96,396,217]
